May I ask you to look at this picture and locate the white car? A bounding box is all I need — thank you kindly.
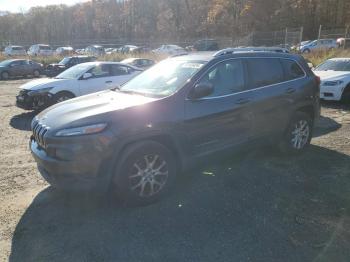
[300,39,338,53]
[3,45,26,56]
[313,58,350,102]
[153,45,187,57]
[16,62,142,110]
[28,44,54,56]
[55,46,74,56]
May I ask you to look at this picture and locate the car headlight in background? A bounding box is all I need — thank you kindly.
[322,80,344,86]
[55,123,108,137]
[28,87,54,96]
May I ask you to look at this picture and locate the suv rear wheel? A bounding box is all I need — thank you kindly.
[112,141,177,205]
[279,112,313,154]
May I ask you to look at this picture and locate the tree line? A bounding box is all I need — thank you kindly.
[0,0,349,47]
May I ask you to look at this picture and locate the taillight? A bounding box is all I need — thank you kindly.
[315,76,321,86]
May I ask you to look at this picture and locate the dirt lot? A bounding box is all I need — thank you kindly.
[0,79,350,262]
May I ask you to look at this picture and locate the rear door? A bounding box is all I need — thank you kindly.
[244,57,305,139]
[184,59,254,155]
[109,64,139,86]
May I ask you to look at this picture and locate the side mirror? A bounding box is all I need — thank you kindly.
[189,83,214,99]
[82,72,92,80]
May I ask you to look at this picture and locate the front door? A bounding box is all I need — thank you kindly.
[184,59,254,156]
[78,64,115,96]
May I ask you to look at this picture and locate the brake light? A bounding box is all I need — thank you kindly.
[315,76,321,86]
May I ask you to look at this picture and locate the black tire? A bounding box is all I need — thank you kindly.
[302,48,310,54]
[1,71,9,80]
[279,112,313,155]
[341,85,350,104]
[112,141,177,206]
[53,91,75,104]
[33,69,40,78]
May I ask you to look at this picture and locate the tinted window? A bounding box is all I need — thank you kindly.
[246,58,284,89]
[281,59,305,80]
[110,65,129,76]
[199,59,245,97]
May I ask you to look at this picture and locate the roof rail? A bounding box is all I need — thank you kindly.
[213,47,289,57]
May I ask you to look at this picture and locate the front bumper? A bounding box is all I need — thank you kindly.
[16,90,52,110]
[320,85,344,101]
[30,132,114,191]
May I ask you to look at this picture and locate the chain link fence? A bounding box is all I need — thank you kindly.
[2,25,350,52]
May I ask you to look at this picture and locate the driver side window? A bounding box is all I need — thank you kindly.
[198,59,245,98]
[88,64,110,78]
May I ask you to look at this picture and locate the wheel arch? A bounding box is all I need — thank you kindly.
[295,105,315,121]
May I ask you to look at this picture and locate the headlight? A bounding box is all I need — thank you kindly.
[322,80,344,86]
[28,87,54,96]
[55,123,107,137]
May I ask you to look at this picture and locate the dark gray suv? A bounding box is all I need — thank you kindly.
[30,50,320,204]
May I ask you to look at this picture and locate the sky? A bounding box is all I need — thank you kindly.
[0,0,89,13]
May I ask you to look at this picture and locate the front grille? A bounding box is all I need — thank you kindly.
[32,120,49,148]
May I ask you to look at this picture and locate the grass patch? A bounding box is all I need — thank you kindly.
[303,49,350,66]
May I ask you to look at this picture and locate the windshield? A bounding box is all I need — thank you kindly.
[55,63,92,79]
[59,57,71,65]
[0,60,13,66]
[315,60,350,71]
[120,59,205,97]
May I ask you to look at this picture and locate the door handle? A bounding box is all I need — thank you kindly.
[105,81,113,84]
[286,88,296,94]
[236,98,251,105]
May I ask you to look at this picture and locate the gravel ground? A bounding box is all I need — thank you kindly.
[0,79,350,262]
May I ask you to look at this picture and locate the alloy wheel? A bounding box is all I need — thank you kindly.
[290,120,310,149]
[129,154,169,198]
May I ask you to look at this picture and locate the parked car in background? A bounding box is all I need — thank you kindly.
[153,44,187,57]
[16,62,142,110]
[85,45,105,56]
[75,48,85,55]
[45,56,97,77]
[131,46,152,54]
[121,58,155,69]
[187,39,219,51]
[27,44,54,56]
[55,46,74,56]
[119,45,138,53]
[299,39,338,53]
[313,58,350,102]
[3,45,27,56]
[29,51,320,205]
[0,59,43,80]
[337,38,350,49]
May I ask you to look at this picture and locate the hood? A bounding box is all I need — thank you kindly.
[36,90,157,130]
[313,70,350,81]
[19,78,69,91]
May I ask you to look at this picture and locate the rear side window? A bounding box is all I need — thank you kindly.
[246,58,284,89]
[280,59,305,81]
[110,65,129,76]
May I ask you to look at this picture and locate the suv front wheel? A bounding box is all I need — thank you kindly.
[280,112,313,154]
[112,141,177,205]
